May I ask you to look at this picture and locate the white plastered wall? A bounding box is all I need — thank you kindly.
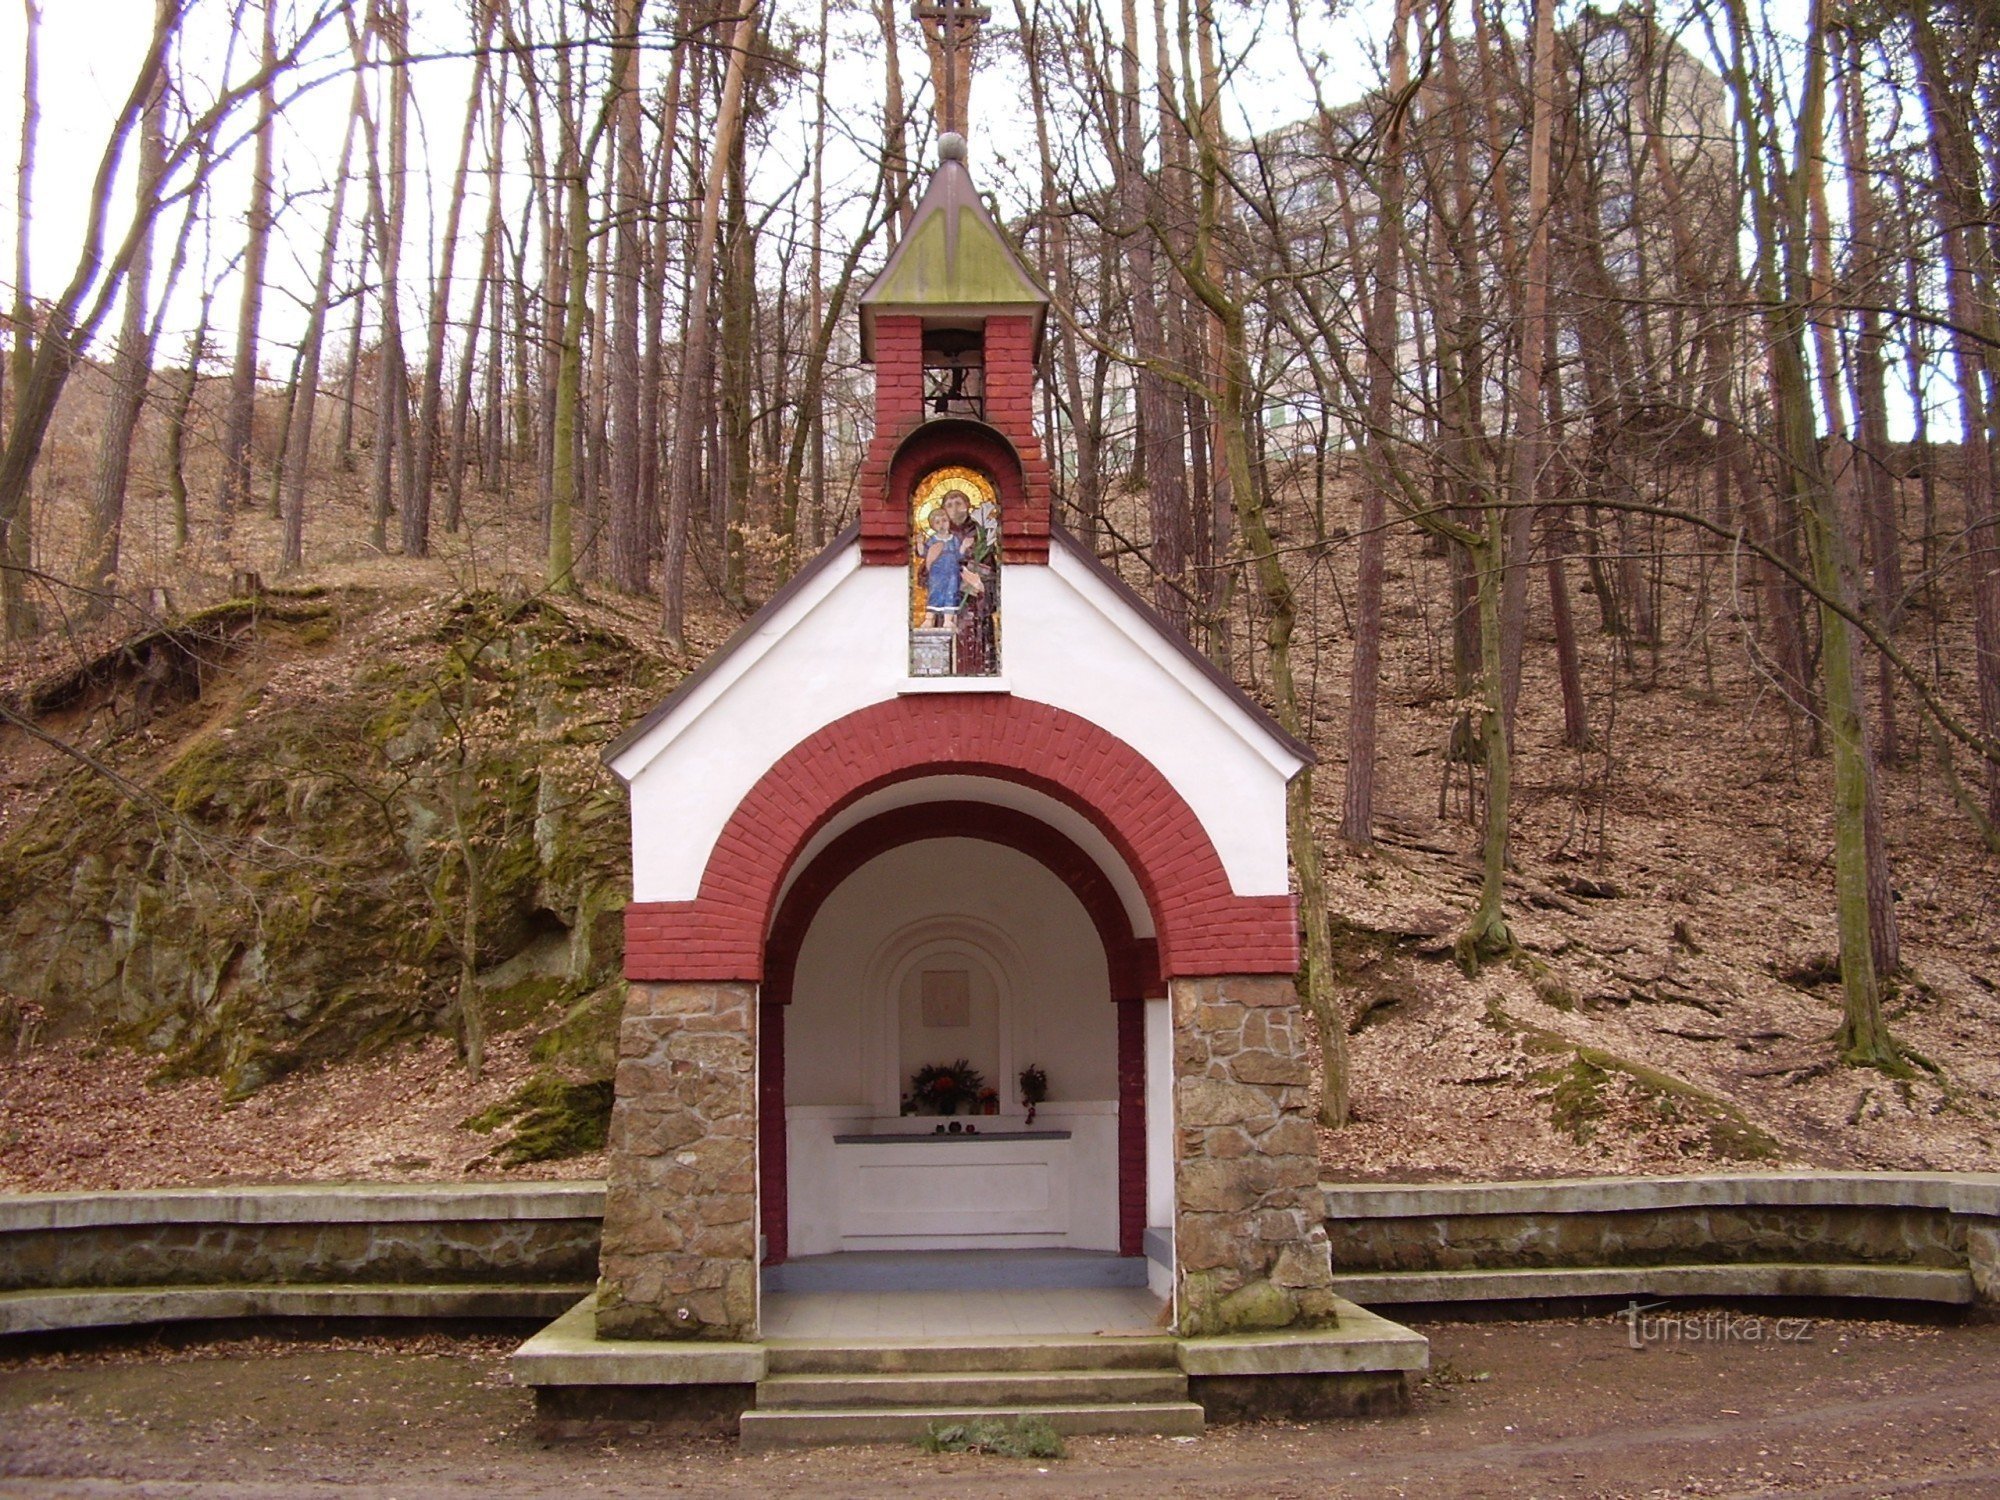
[611,540,1303,907]
[787,838,1114,1109]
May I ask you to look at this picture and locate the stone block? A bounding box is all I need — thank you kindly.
[1179,1159,1271,1215]
[607,1107,702,1158]
[1969,1219,2000,1304]
[1249,1207,1311,1243]
[1256,1116,1317,1159]
[1179,1078,1278,1129]
[1213,1278,1298,1332]
[664,1032,751,1071]
[625,983,731,1019]
[1174,1213,1248,1272]
[1228,1050,1313,1087]
[688,1222,755,1260]
[1220,976,1298,1007]
[1271,1237,1336,1291]
[1203,1126,1258,1161]
[599,1206,686,1257]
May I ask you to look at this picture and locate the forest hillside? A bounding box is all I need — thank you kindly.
[2,0,1997,1188]
[0,372,1994,1191]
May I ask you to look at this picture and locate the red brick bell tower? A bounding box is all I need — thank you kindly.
[854,133,1053,567]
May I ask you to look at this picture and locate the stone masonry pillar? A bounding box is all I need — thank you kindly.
[1969,1216,1999,1306]
[595,980,758,1341]
[1171,974,1337,1336]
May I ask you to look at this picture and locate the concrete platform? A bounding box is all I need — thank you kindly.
[513,1287,1433,1441]
[510,1295,765,1386]
[1177,1297,1432,1376]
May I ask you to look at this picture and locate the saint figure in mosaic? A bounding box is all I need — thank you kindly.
[909,466,1000,676]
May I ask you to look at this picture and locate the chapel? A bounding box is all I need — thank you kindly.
[513,16,1429,1435]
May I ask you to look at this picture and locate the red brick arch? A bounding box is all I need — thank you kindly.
[622,694,1297,984]
[761,800,1158,1008]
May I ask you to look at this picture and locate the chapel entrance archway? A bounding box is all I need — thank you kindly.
[759,799,1153,1264]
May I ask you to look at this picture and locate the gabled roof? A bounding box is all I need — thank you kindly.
[859,143,1048,361]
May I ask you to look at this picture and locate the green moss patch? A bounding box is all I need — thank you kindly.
[0,588,670,1099]
[919,1416,1065,1459]
[1490,1001,1781,1160]
[464,1075,614,1164]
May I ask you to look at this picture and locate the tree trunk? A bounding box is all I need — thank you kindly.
[1116,0,1191,636]
[81,9,171,615]
[280,79,363,573]
[215,0,279,535]
[605,0,647,593]
[1341,0,1414,845]
[662,2,760,646]
[3,0,41,638]
[405,12,493,559]
[1498,0,1558,731]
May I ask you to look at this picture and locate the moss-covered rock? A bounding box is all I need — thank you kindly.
[0,588,669,1105]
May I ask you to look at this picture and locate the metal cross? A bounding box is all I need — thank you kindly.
[912,0,991,138]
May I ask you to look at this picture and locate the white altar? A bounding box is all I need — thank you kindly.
[784,1104,1118,1255]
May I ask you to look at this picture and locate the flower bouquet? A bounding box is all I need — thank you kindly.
[910,1059,985,1116]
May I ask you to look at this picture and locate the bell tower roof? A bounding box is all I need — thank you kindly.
[858,138,1048,362]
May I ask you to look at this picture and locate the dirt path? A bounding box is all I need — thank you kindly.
[3,1315,1998,1498]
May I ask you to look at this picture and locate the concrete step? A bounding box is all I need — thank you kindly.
[1325,1262,1976,1307]
[738,1400,1205,1451]
[757,1368,1188,1410]
[764,1335,1179,1375]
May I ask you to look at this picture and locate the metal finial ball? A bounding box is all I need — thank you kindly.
[939,132,968,163]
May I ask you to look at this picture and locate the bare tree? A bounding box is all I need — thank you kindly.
[280,72,366,573]
[80,0,175,615]
[663,1,761,645]
[214,0,280,534]
[2,0,41,637]
[404,3,496,559]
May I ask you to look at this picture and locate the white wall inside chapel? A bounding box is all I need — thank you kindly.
[786,837,1116,1111]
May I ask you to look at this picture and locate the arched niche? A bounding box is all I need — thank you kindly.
[884,418,1041,563]
[869,918,1022,1118]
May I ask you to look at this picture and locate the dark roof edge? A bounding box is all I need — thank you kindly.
[1049,523,1318,769]
[601,523,864,776]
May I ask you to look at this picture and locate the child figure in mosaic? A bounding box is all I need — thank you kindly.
[921,507,965,626]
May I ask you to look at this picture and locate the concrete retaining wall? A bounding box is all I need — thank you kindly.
[0,1183,604,1336]
[1320,1173,2000,1308]
[6,1173,1996,1338]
